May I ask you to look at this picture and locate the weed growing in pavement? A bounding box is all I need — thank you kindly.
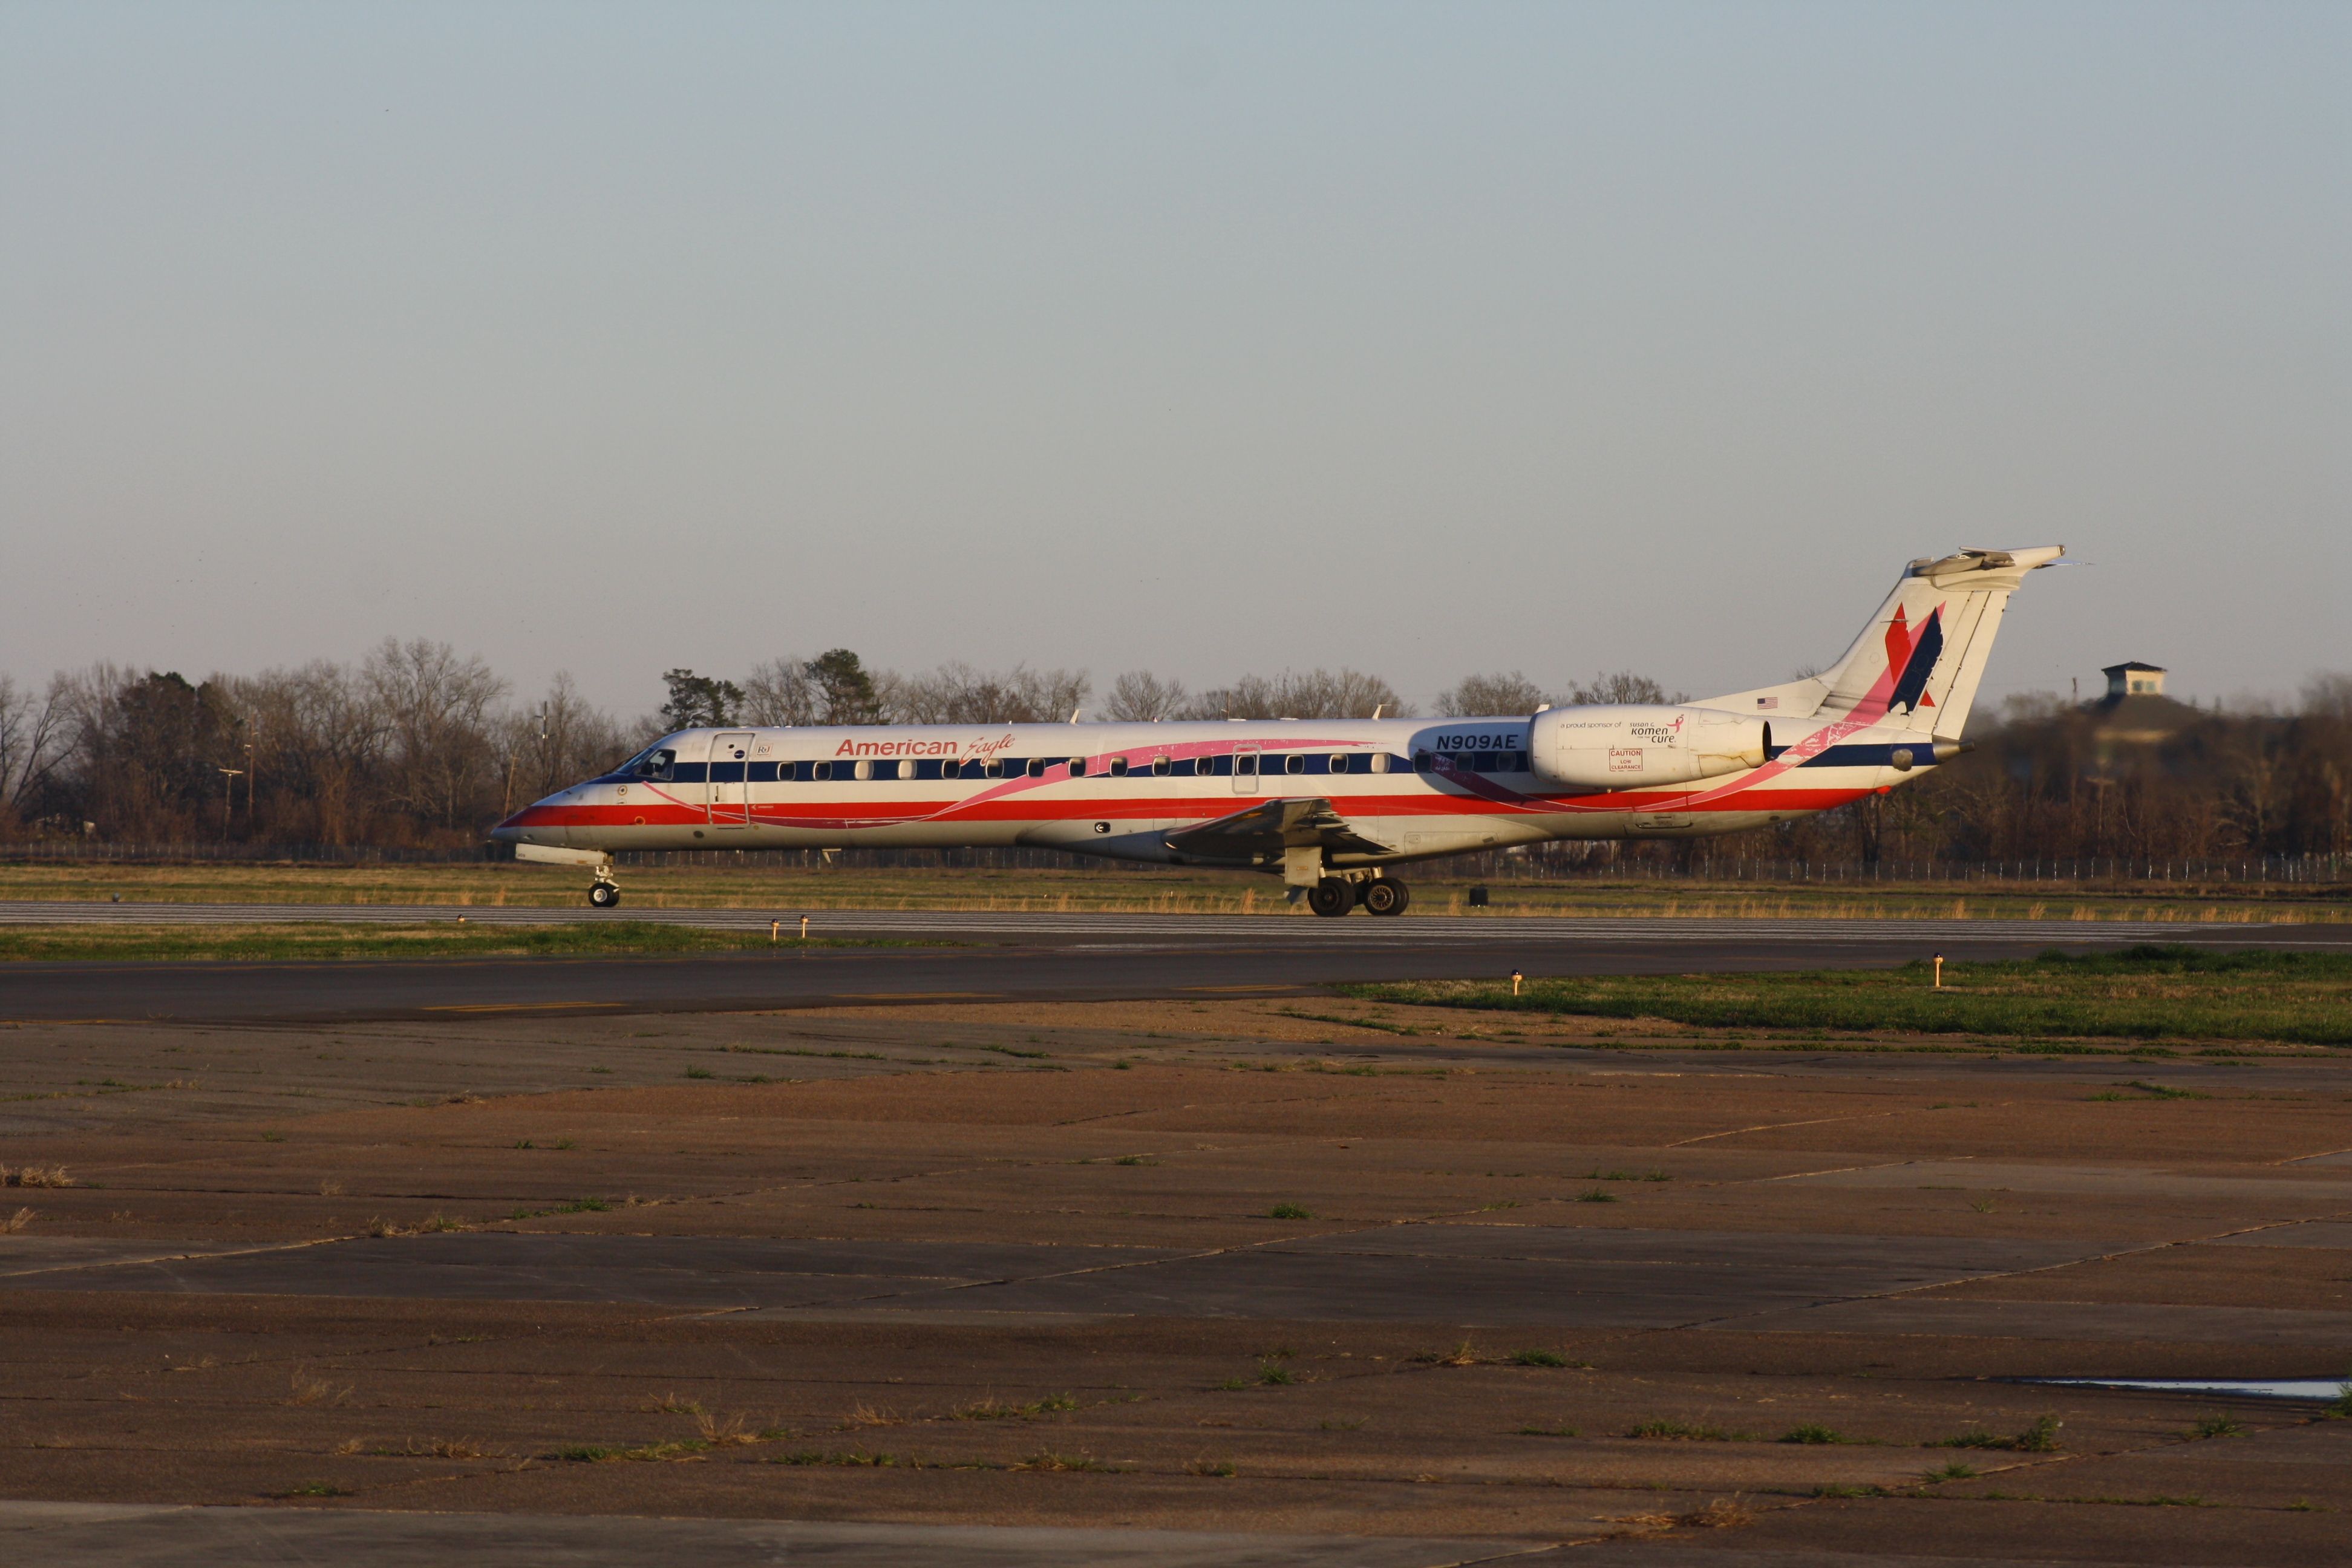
[1779,1425,1848,1444]
[1114,1155,1154,1166]
[1968,1198,2001,1213]
[1509,1349,1570,1367]
[1257,1361,1296,1386]
[1418,1342,1481,1367]
[2189,1414,2244,1439]
[1267,1202,1312,1220]
[1924,1462,1978,1481]
[950,1395,1077,1422]
[696,1411,761,1446]
[1575,1189,1619,1203]
[1,1165,73,1187]
[1,1207,31,1233]
[648,1393,704,1416]
[1937,1415,2062,1452]
[1813,1484,1886,1498]
[682,1067,715,1080]
[1629,1419,1758,1442]
[418,1213,463,1233]
[1189,1458,1237,1477]
[1012,1451,1122,1472]
[376,1437,490,1459]
[287,1370,352,1407]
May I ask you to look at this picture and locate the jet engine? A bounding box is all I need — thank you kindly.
[1528,705,1769,791]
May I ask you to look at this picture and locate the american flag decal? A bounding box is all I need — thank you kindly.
[1756,697,1778,710]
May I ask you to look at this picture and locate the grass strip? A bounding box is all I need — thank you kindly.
[0,922,946,964]
[1345,946,2352,1047]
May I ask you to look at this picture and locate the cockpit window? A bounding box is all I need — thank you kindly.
[629,747,677,782]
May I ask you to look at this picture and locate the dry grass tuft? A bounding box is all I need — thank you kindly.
[318,1179,344,1197]
[1012,1450,1118,1472]
[2,1165,73,1188]
[288,1369,353,1407]
[695,1410,761,1447]
[1420,1341,1481,1367]
[1679,1497,1753,1529]
[842,1403,902,1429]
[1,1207,33,1233]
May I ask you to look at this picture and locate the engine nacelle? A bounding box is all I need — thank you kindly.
[1529,705,1769,791]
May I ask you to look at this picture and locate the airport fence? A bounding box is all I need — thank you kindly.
[0,840,2345,888]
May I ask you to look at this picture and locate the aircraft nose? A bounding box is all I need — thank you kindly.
[488,818,524,845]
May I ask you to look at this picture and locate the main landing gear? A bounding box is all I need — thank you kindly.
[588,879,621,909]
[1307,876,1410,918]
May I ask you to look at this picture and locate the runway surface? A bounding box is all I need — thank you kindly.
[0,1227,2108,1325]
[2,903,2343,1024]
[0,1502,1543,1568]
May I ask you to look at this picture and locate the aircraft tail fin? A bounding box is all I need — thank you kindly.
[1704,547,2066,737]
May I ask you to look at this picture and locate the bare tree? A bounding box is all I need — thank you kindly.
[1104,670,1189,722]
[1437,671,1552,717]
[0,674,70,827]
[1567,670,1687,705]
[1185,668,1411,720]
[890,663,1091,724]
[742,657,820,727]
[364,639,509,830]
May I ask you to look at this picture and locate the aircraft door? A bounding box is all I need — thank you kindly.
[1232,743,1261,795]
[707,732,754,826]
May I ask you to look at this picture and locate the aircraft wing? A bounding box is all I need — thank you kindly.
[1163,797,1393,863]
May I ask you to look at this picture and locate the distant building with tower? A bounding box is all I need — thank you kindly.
[2090,660,2193,746]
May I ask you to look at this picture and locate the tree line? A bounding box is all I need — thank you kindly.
[1,645,2345,863]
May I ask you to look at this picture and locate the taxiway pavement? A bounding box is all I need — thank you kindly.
[0,903,2344,1024]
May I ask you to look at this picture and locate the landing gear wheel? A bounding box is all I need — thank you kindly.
[1361,878,1409,917]
[588,882,621,909]
[1306,878,1353,918]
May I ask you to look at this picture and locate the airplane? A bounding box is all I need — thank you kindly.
[490,547,2065,914]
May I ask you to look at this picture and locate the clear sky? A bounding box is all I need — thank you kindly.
[3,2,2344,717]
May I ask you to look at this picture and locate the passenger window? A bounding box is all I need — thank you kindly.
[1328,754,1349,774]
[854,759,873,780]
[1285,754,1305,776]
[897,759,916,780]
[1108,757,1128,777]
[1151,756,1170,776]
[1235,754,1256,776]
[984,759,1004,778]
[1027,757,1045,777]
[1370,753,1390,774]
[813,760,832,781]
[1070,759,1086,777]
